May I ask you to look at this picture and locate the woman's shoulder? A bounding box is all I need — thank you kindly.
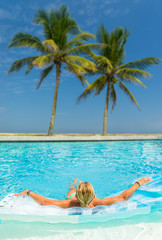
[69,196,80,207]
[91,196,101,206]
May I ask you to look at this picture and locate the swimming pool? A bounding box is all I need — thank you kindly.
[0,140,162,239]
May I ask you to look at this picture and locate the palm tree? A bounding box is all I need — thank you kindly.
[8,5,99,135]
[78,25,161,135]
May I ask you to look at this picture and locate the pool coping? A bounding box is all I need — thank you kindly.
[0,134,162,142]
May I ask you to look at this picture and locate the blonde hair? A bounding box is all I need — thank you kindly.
[76,182,95,208]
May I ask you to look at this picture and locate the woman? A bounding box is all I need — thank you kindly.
[14,177,152,208]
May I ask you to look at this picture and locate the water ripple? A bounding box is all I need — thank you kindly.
[0,140,161,199]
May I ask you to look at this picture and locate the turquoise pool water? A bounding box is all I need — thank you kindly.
[0,140,162,239]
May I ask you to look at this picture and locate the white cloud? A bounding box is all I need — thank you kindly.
[28,2,40,11]
[45,0,63,11]
[69,0,128,29]
[57,112,67,116]
[0,8,13,20]
[0,107,6,112]
[15,48,36,56]
[78,9,85,15]
[35,29,43,37]
[0,5,23,21]
[123,8,130,14]
[104,7,130,17]
[85,17,98,27]
[0,75,25,95]
[0,4,34,25]
[13,90,24,94]
[104,8,114,15]
[3,84,24,95]
[46,3,57,10]
[0,55,13,67]
[30,75,56,92]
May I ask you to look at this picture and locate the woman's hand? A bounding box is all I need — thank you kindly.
[138,177,152,186]
[14,190,29,198]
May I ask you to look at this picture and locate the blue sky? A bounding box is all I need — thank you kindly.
[0,0,161,134]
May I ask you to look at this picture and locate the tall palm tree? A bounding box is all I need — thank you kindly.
[78,25,161,135]
[8,5,99,135]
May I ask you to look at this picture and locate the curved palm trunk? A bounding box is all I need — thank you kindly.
[102,79,111,135]
[48,63,61,136]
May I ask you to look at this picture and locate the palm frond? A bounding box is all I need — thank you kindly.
[96,25,129,65]
[112,28,129,64]
[77,75,107,102]
[37,64,54,89]
[48,5,79,48]
[33,5,79,45]
[65,62,88,85]
[43,39,59,53]
[33,54,53,68]
[117,68,151,78]
[8,57,38,74]
[111,84,117,112]
[115,27,130,49]
[119,81,140,110]
[33,9,53,39]
[96,24,109,46]
[94,76,107,95]
[65,55,97,72]
[25,63,34,75]
[66,32,95,48]
[68,43,105,55]
[55,4,79,35]
[112,76,118,84]
[33,8,50,25]
[121,75,146,88]
[89,51,113,71]
[131,78,146,88]
[8,32,49,53]
[119,57,161,70]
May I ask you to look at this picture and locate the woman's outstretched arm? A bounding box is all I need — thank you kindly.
[14,190,70,208]
[94,177,152,206]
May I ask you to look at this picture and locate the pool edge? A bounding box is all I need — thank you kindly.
[0,134,162,142]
